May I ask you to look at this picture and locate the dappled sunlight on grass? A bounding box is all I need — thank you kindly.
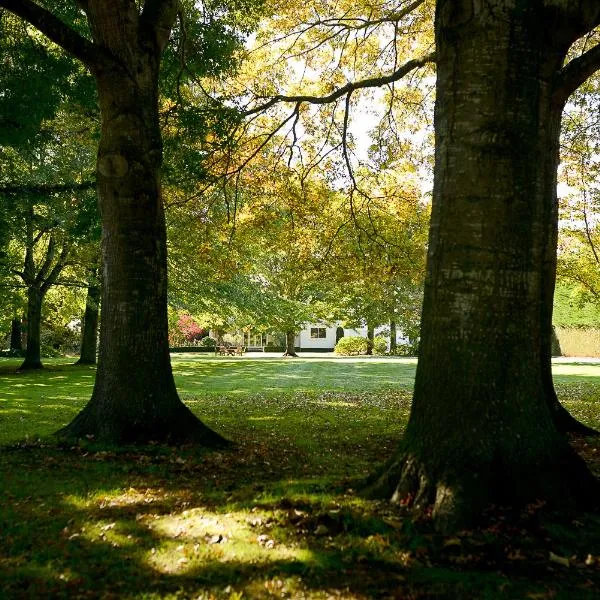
[4,356,600,596]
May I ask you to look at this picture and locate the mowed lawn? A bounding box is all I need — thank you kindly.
[3,354,600,599]
[1,353,600,445]
[0,354,418,445]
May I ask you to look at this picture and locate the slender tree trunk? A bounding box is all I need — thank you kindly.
[389,320,397,353]
[283,330,298,357]
[59,4,225,445]
[366,324,374,356]
[19,286,43,370]
[367,1,598,531]
[75,274,100,366]
[10,318,22,352]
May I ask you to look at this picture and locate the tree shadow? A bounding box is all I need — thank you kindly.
[3,441,600,599]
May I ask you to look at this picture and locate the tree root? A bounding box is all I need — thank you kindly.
[365,444,600,533]
[56,398,229,447]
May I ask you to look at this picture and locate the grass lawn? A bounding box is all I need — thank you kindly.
[2,354,600,598]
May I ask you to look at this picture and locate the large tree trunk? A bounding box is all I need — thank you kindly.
[19,286,43,370]
[283,330,298,357]
[10,318,22,352]
[367,1,598,531]
[59,3,225,445]
[75,273,100,366]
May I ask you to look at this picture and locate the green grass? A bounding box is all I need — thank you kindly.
[2,355,600,598]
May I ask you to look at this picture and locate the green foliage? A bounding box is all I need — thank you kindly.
[372,335,387,355]
[200,336,217,348]
[553,283,600,328]
[40,323,80,357]
[334,336,368,355]
[0,12,95,147]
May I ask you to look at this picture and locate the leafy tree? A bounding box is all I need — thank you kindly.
[0,0,258,443]
[228,0,600,528]
[0,114,98,369]
[364,1,600,530]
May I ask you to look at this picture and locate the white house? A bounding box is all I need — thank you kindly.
[294,324,367,351]
[213,322,368,352]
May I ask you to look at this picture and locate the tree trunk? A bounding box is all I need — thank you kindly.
[283,330,298,357]
[10,318,22,352]
[58,4,225,445]
[538,93,598,436]
[75,274,100,366]
[389,320,397,353]
[367,1,598,531]
[366,324,374,356]
[19,286,43,370]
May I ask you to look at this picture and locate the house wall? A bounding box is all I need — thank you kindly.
[296,324,367,350]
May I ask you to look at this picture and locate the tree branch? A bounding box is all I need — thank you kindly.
[41,243,69,294]
[0,182,96,195]
[140,0,179,54]
[555,42,600,104]
[0,0,103,69]
[35,235,56,285]
[244,51,436,116]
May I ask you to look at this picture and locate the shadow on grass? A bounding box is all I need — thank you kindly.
[3,440,600,599]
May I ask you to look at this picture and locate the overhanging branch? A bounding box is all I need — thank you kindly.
[555,42,600,104]
[0,0,104,69]
[244,51,436,116]
[0,182,96,195]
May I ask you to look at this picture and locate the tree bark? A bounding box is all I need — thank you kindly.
[20,286,43,370]
[367,1,599,531]
[366,324,374,356]
[75,272,100,366]
[283,329,298,357]
[10,318,22,352]
[57,2,225,445]
[389,320,397,353]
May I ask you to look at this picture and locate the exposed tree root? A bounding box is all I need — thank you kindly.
[365,444,600,533]
[56,398,229,447]
[549,393,599,437]
[18,360,43,371]
[73,358,96,366]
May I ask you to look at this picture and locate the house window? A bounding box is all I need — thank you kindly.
[310,327,327,339]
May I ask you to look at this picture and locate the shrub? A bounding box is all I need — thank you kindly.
[373,336,387,355]
[335,336,368,356]
[177,313,205,342]
[40,325,80,356]
[200,336,217,348]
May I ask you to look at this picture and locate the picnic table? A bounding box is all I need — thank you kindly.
[216,345,246,356]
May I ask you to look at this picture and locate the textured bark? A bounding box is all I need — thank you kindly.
[57,2,225,445]
[283,330,298,357]
[75,274,100,366]
[20,287,43,370]
[368,1,600,531]
[10,318,22,352]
